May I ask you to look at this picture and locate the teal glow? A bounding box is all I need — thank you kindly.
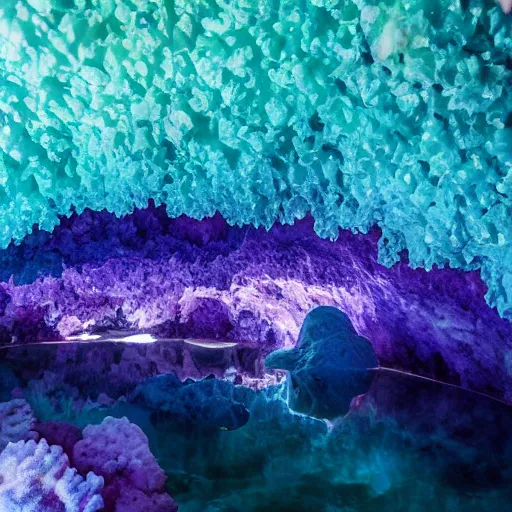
[0,1,511,316]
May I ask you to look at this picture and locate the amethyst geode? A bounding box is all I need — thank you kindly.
[0,204,511,401]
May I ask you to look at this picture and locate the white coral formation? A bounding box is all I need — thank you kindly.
[0,438,104,512]
[374,20,408,61]
[0,399,38,450]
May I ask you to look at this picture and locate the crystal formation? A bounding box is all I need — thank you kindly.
[1,206,512,401]
[0,1,511,317]
[3,1,512,511]
[0,399,38,450]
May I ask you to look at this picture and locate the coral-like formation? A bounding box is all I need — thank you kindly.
[0,399,38,450]
[1,207,512,401]
[2,1,512,510]
[266,306,378,418]
[0,438,104,512]
[73,416,177,511]
[74,417,166,491]
[0,1,511,315]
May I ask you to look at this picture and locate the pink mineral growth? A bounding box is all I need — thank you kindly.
[499,0,512,13]
[73,416,176,511]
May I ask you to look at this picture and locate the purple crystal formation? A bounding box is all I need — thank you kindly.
[0,203,511,401]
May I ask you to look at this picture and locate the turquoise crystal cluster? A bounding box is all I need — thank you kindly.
[0,0,511,316]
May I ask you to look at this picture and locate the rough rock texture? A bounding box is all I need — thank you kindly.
[133,374,250,431]
[330,368,512,497]
[0,399,38,450]
[0,1,511,316]
[115,489,178,512]
[0,438,104,512]
[73,416,177,511]
[266,306,378,418]
[0,206,511,401]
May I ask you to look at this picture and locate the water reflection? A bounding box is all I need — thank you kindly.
[0,340,511,511]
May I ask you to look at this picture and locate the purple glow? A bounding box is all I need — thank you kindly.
[0,205,510,401]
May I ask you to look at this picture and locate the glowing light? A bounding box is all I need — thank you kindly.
[184,339,238,349]
[119,333,156,344]
[66,333,102,341]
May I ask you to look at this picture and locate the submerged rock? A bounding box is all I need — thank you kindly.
[133,374,250,432]
[33,421,82,464]
[265,307,378,419]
